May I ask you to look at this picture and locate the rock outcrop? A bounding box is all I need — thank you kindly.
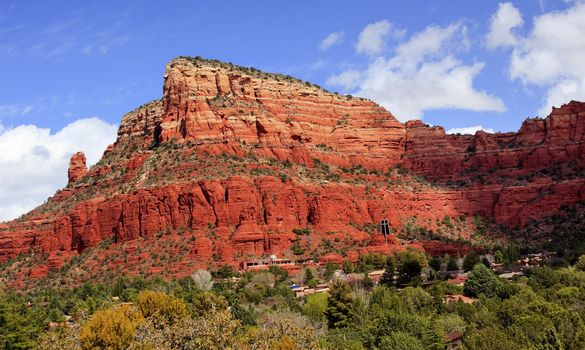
[1,57,585,283]
[67,152,88,184]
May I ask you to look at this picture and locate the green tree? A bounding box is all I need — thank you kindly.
[213,265,235,279]
[379,331,424,350]
[362,273,375,290]
[399,287,433,313]
[462,251,480,272]
[0,291,48,350]
[268,265,289,284]
[398,258,422,285]
[447,256,459,271]
[464,326,519,350]
[323,263,338,281]
[303,268,318,288]
[303,293,327,322]
[325,280,353,329]
[429,256,442,272]
[575,254,585,271]
[342,259,355,273]
[380,259,395,286]
[369,286,399,316]
[510,314,563,349]
[463,263,501,298]
[190,291,229,317]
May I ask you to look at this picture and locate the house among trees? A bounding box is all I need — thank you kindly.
[444,332,464,349]
[241,255,314,271]
[444,294,475,304]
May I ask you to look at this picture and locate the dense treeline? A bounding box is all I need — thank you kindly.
[3,254,585,349]
[517,202,585,262]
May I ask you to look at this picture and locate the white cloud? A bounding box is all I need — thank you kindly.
[319,31,344,51]
[446,125,495,135]
[328,22,505,121]
[538,78,585,116]
[0,117,117,222]
[325,69,363,90]
[506,2,585,116]
[356,20,395,56]
[486,2,524,49]
[395,23,464,63]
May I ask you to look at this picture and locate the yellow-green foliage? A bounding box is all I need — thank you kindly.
[303,292,327,321]
[135,290,189,325]
[130,308,242,350]
[191,291,229,317]
[79,304,144,350]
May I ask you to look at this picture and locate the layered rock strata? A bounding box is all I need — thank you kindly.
[1,57,584,280]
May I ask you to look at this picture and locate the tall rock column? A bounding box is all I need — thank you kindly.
[68,152,88,184]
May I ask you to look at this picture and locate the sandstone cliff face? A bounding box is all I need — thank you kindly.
[1,57,585,282]
[401,101,585,223]
[159,58,405,170]
[403,102,585,182]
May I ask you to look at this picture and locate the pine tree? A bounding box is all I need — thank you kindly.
[421,325,446,350]
[380,259,395,286]
[429,256,442,272]
[325,280,353,329]
[304,268,317,288]
[463,251,480,272]
[447,256,460,271]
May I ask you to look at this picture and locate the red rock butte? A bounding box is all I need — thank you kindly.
[1,57,584,281]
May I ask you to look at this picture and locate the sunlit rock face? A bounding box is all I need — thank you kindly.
[1,57,584,281]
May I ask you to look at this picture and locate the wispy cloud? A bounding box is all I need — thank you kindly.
[0,45,17,58]
[82,35,131,56]
[0,80,152,123]
[319,31,345,51]
[0,5,134,59]
[0,103,34,117]
[0,1,16,21]
[0,23,26,35]
[42,17,84,35]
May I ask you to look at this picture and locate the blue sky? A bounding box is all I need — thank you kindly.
[1,0,584,221]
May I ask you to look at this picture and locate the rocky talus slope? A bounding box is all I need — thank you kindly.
[1,57,584,284]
